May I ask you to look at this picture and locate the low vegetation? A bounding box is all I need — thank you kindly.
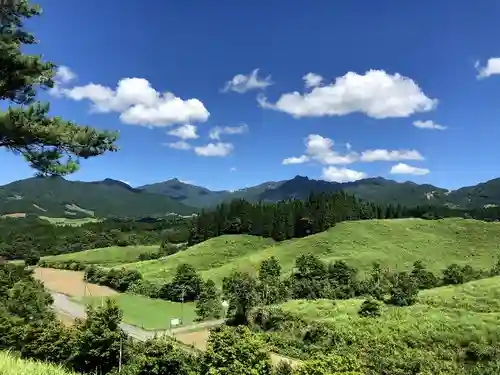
[0,351,78,375]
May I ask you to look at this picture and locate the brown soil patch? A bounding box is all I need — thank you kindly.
[174,329,210,350]
[34,268,117,297]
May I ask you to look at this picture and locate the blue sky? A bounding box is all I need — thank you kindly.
[2,0,500,191]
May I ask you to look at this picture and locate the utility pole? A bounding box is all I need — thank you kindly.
[118,336,122,373]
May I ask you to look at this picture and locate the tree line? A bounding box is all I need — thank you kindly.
[0,216,190,260]
[188,192,500,245]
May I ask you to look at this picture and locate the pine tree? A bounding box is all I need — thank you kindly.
[0,0,118,175]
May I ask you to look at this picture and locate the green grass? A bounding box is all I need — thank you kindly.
[39,216,101,226]
[43,245,159,267]
[259,276,500,372]
[0,351,77,375]
[80,293,197,330]
[122,235,276,282]
[202,218,500,284]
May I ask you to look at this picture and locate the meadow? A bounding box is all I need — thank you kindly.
[80,293,197,330]
[253,276,500,373]
[0,351,77,375]
[120,218,500,285]
[43,245,159,267]
[38,216,101,226]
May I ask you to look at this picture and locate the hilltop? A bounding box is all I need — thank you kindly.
[120,218,500,285]
[0,176,195,218]
[140,175,500,209]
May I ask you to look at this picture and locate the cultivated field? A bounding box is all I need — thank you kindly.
[122,235,276,282]
[121,218,500,285]
[33,268,117,297]
[39,216,101,226]
[43,245,159,267]
[0,351,77,375]
[81,293,197,330]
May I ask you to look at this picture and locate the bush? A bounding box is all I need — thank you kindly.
[24,254,40,267]
[388,272,419,307]
[358,298,382,318]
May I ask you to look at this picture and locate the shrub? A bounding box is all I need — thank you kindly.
[358,298,382,318]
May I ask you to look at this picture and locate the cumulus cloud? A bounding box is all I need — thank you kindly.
[49,66,77,96]
[167,124,199,139]
[283,134,424,166]
[230,167,237,172]
[322,166,367,182]
[222,69,273,93]
[60,77,209,127]
[258,69,437,119]
[475,58,500,79]
[413,120,446,130]
[303,72,323,88]
[194,142,234,157]
[209,124,248,140]
[390,163,430,175]
[282,155,310,165]
[165,141,192,150]
[359,149,424,162]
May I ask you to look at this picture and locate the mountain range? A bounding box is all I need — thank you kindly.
[0,175,499,218]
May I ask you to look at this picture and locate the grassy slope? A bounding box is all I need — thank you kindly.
[122,235,276,282]
[268,277,500,368]
[43,245,159,267]
[200,218,500,285]
[81,294,197,330]
[0,351,76,375]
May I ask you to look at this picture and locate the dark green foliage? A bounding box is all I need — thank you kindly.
[165,263,203,302]
[410,260,439,289]
[71,299,129,374]
[258,257,289,305]
[202,325,273,375]
[388,272,419,307]
[362,262,393,300]
[119,337,196,375]
[196,279,222,320]
[358,298,382,318]
[275,360,294,375]
[0,215,190,260]
[223,271,260,325]
[24,253,40,266]
[0,0,118,176]
[84,266,142,293]
[442,263,482,285]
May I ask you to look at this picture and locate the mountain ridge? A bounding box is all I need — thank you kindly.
[1,175,500,218]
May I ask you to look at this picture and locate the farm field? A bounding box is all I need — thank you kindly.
[122,234,276,282]
[121,218,500,285]
[257,276,500,371]
[43,245,159,267]
[80,293,197,330]
[33,268,117,297]
[39,216,101,226]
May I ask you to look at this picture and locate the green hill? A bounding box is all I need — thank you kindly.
[43,245,160,267]
[122,218,500,285]
[122,235,276,282]
[259,276,500,372]
[0,351,77,375]
[0,176,195,218]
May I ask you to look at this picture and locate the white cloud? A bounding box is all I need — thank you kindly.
[258,69,437,119]
[165,141,192,150]
[222,69,273,93]
[303,73,323,88]
[475,58,500,79]
[345,142,352,151]
[54,66,77,84]
[390,163,430,175]
[282,155,310,165]
[167,124,199,139]
[322,166,367,182]
[62,78,209,127]
[413,120,446,130]
[230,167,237,172]
[194,142,233,157]
[360,149,424,162]
[209,124,248,140]
[283,134,426,167]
